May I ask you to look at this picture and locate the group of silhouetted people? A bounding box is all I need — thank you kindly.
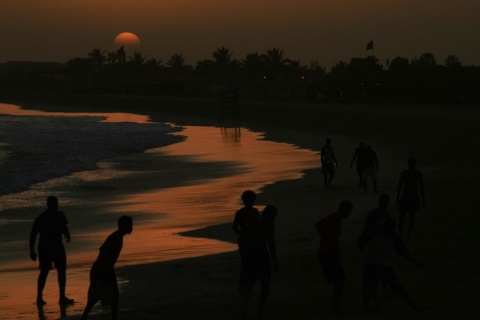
[316,194,425,314]
[315,138,426,314]
[28,144,425,318]
[29,196,133,319]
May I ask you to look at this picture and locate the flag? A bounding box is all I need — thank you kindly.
[366,40,373,51]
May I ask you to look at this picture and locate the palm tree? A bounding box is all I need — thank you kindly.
[264,48,287,80]
[212,46,234,66]
[444,55,461,67]
[242,52,267,79]
[389,56,410,71]
[412,52,436,66]
[88,49,107,66]
[128,51,147,66]
[167,54,187,70]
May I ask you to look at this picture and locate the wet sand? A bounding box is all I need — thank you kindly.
[1,94,480,319]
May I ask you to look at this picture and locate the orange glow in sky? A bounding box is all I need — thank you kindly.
[1,1,480,68]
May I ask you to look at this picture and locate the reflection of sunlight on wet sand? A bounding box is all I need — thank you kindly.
[0,103,151,123]
[108,125,320,265]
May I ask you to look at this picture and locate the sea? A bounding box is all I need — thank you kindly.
[0,102,320,318]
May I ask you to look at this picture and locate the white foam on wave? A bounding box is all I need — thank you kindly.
[0,112,184,196]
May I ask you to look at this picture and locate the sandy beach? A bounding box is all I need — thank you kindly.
[1,93,480,319]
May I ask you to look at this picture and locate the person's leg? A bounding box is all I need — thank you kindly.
[80,298,99,320]
[328,170,335,186]
[408,211,416,238]
[110,296,119,320]
[58,268,66,299]
[333,279,345,312]
[357,166,363,187]
[55,251,73,304]
[384,269,417,309]
[399,210,406,237]
[258,278,270,318]
[240,281,255,320]
[37,268,49,304]
[258,256,272,318]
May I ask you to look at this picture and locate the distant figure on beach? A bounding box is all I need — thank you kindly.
[396,158,425,238]
[315,200,353,314]
[362,217,424,312]
[29,196,74,306]
[358,194,391,252]
[232,190,260,289]
[350,141,366,187]
[361,144,379,193]
[240,205,278,319]
[321,138,339,188]
[80,215,133,320]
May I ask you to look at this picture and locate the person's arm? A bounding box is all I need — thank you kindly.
[374,153,379,171]
[419,174,426,208]
[350,150,357,167]
[61,213,71,243]
[267,224,278,271]
[232,214,240,235]
[396,175,404,205]
[332,149,339,166]
[29,220,38,261]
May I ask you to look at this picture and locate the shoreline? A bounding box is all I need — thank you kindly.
[1,94,479,319]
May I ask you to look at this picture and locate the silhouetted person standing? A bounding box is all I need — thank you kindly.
[315,200,353,314]
[233,190,260,290]
[361,144,379,193]
[240,205,278,319]
[396,158,425,238]
[362,218,424,312]
[321,138,338,188]
[80,215,133,320]
[29,196,74,306]
[350,141,366,187]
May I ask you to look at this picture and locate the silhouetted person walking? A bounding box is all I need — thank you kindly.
[80,216,133,320]
[396,158,425,238]
[361,144,379,193]
[321,138,338,188]
[240,205,278,319]
[315,200,353,314]
[232,190,260,291]
[350,141,366,187]
[29,196,74,306]
[362,217,424,312]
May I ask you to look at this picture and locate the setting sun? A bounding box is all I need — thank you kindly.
[113,32,141,48]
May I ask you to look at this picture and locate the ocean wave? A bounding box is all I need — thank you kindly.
[0,114,184,196]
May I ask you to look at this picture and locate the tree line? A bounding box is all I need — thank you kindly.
[0,47,479,103]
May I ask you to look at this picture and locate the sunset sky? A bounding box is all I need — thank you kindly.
[2,0,479,69]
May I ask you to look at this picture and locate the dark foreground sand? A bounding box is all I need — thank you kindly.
[4,93,480,319]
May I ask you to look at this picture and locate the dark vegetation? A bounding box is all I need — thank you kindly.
[1,47,479,104]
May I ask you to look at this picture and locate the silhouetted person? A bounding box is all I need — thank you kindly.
[29,196,74,306]
[321,138,338,188]
[315,200,353,314]
[350,141,366,187]
[232,190,260,290]
[240,205,278,319]
[80,216,133,320]
[362,217,424,312]
[397,158,425,238]
[359,194,391,252]
[361,144,379,193]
